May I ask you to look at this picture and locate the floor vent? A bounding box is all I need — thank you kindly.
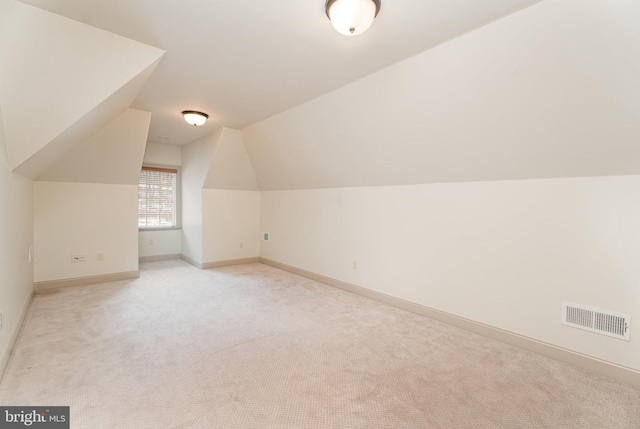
[562,303,630,341]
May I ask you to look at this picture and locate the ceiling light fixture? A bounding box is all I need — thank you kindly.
[182,110,209,127]
[325,0,381,36]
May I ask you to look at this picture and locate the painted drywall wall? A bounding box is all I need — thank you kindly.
[143,142,182,167]
[138,230,181,259]
[242,0,640,190]
[260,176,640,371]
[200,128,260,263]
[0,105,33,378]
[139,142,182,259]
[0,1,163,179]
[181,128,261,265]
[34,182,138,282]
[31,110,152,270]
[202,189,260,263]
[180,132,219,264]
[38,109,151,184]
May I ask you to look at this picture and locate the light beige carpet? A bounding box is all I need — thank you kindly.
[1,260,638,428]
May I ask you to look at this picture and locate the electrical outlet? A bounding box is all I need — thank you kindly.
[97,252,104,261]
[239,242,244,248]
[353,261,358,270]
[79,253,86,263]
[71,254,79,263]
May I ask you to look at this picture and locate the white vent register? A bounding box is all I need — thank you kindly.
[562,303,630,341]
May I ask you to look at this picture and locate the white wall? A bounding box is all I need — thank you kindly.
[142,142,181,167]
[201,128,260,263]
[181,128,261,265]
[34,182,138,282]
[139,142,182,259]
[202,189,260,262]
[181,133,218,264]
[0,105,33,377]
[31,109,149,279]
[138,229,181,259]
[260,176,640,371]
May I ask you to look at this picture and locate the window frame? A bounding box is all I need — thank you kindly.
[137,164,182,231]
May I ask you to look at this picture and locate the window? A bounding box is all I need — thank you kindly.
[138,166,178,229]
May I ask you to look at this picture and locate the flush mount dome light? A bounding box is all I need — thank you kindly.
[325,0,381,36]
[182,110,209,127]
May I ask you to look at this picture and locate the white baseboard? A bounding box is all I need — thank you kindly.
[260,258,640,388]
[139,253,181,263]
[202,257,260,269]
[0,290,33,385]
[34,270,140,291]
[181,255,260,270]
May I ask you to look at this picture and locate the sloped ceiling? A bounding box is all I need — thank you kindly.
[204,128,259,191]
[37,109,151,185]
[242,0,640,190]
[4,0,637,191]
[17,0,543,147]
[0,1,164,179]
[181,127,259,192]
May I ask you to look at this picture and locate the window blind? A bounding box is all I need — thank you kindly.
[138,166,177,228]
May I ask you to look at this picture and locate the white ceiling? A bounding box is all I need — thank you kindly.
[242,0,640,190]
[19,0,543,146]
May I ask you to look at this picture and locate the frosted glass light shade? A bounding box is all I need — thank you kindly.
[182,110,209,126]
[326,0,381,36]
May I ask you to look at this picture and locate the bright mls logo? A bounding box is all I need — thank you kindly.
[0,407,69,428]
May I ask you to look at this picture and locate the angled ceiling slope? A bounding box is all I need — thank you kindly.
[204,128,259,191]
[16,0,544,146]
[242,0,640,190]
[0,0,164,179]
[38,109,151,185]
[181,127,260,192]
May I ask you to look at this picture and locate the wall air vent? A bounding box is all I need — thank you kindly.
[562,303,630,341]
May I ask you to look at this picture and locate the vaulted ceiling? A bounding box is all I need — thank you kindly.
[17,0,543,146]
[242,0,640,189]
[3,0,638,190]
[0,1,163,179]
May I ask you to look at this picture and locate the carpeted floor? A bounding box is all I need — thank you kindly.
[1,260,638,428]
